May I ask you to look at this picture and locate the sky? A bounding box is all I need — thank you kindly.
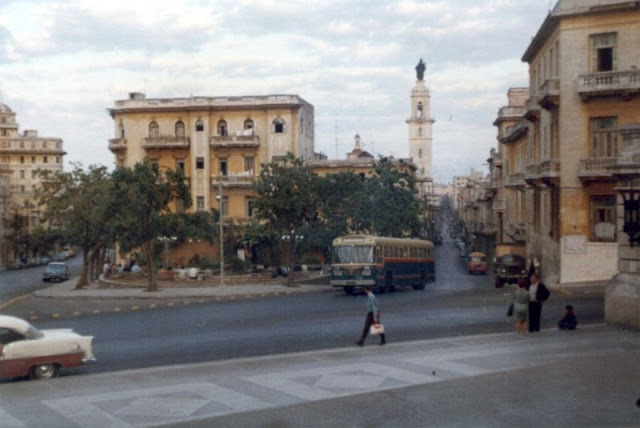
[0,0,554,183]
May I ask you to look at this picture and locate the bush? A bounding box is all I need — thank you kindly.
[227,256,251,274]
[199,256,219,270]
[301,254,321,265]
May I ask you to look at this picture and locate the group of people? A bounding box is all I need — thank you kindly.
[510,272,577,333]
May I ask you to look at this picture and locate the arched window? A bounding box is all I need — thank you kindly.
[175,120,185,137]
[272,117,286,134]
[195,120,204,132]
[217,120,228,136]
[417,102,424,118]
[148,121,159,138]
[243,118,254,130]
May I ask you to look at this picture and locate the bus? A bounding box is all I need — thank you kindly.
[330,235,435,294]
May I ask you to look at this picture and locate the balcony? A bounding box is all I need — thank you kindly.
[539,78,560,110]
[505,173,526,188]
[211,173,255,189]
[142,136,190,149]
[578,70,640,101]
[525,164,540,184]
[507,222,527,243]
[524,96,540,122]
[578,157,616,183]
[501,120,529,144]
[539,159,560,186]
[210,135,260,148]
[493,198,506,212]
[474,222,497,236]
[108,138,127,152]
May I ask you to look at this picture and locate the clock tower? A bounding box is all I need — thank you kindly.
[406,59,435,179]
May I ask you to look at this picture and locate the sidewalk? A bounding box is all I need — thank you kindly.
[1,324,638,427]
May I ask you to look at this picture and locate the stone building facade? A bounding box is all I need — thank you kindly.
[0,103,66,268]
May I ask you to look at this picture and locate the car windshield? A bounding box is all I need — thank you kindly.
[470,256,486,263]
[332,245,374,264]
[46,264,65,272]
[24,324,44,339]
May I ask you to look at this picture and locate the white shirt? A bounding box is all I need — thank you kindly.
[529,282,538,301]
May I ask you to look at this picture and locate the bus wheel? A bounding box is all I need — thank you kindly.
[413,275,426,290]
[344,286,355,295]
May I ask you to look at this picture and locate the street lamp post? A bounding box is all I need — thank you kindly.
[217,178,224,287]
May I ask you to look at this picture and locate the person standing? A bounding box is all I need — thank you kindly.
[356,286,386,346]
[528,274,550,332]
[513,279,529,333]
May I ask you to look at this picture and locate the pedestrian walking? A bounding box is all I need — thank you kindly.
[356,286,386,346]
[528,274,550,332]
[513,278,529,333]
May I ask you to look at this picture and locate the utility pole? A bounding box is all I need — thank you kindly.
[218,178,224,287]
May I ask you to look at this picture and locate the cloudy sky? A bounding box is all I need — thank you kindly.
[0,0,553,183]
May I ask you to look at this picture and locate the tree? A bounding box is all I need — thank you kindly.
[348,157,421,237]
[110,162,191,291]
[253,153,321,286]
[36,164,117,288]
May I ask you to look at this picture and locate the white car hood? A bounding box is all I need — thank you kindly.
[40,329,81,339]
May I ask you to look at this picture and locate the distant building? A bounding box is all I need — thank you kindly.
[0,103,66,268]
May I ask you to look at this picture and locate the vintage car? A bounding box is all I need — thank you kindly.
[494,253,528,288]
[0,315,95,380]
[466,252,488,274]
[42,262,69,282]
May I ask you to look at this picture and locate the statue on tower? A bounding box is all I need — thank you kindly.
[415,59,426,81]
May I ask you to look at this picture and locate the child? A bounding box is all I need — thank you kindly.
[558,305,577,330]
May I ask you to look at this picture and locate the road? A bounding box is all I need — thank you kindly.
[0,256,83,301]
[0,233,604,379]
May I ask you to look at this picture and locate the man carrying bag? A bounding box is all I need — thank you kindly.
[356,286,386,346]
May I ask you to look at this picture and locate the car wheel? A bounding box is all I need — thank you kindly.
[30,363,59,380]
[343,286,355,295]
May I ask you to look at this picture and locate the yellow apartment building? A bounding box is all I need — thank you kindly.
[519,0,640,284]
[107,92,315,264]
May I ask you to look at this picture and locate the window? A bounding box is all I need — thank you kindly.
[246,197,255,217]
[244,156,255,174]
[42,141,47,149]
[219,159,228,176]
[217,120,228,136]
[220,196,229,216]
[175,121,185,137]
[20,156,24,164]
[591,195,616,242]
[590,117,618,158]
[272,117,286,133]
[31,156,35,163]
[148,121,159,138]
[150,160,159,174]
[418,149,423,159]
[417,102,423,118]
[195,120,204,132]
[175,159,185,173]
[43,156,48,164]
[418,127,423,137]
[56,156,60,164]
[196,196,205,212]
[119,122,125,139]
[591,33,616,72]
[19,170,24,179]
[243,118,254,130]
[31,170,36,178]
[196,157,204,169]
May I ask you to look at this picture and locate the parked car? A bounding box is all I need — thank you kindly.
[494,253,527,287]
[467,252,488,275]
[42,262,70,282]
[0,315,95,380]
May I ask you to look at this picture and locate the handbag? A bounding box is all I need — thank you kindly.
[369,323,385,335]
[506,303,514,317]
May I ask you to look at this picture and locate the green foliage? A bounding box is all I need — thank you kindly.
[110,162,192,291]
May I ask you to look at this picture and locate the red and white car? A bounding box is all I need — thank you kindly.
[0,315,95,380]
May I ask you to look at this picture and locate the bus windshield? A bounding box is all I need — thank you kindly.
[332,245,374,264]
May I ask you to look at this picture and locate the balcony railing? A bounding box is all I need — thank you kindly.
[211,173,255,188]
[505,173,526,188]
[502,120,529,144]
[524,96,540,122]
[578,70,640,101]
[210,135,260,148]
[578,157,616,182]
[108,138,127,152]
[142,136,190,149]
[539,78,560,110]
